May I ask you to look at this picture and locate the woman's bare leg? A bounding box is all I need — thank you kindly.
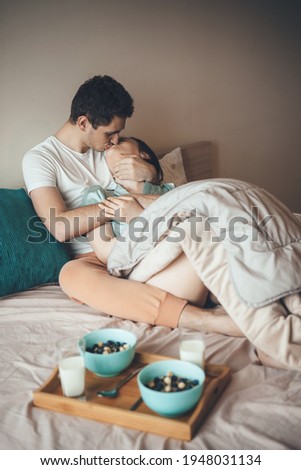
[146,252,209,307]
[87,223,116,264]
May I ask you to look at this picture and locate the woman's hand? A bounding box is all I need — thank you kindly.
[113,155,158,184]
[99,196,144,223]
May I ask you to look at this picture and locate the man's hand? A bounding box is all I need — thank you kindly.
[99,195,144,223]
[113,155,158,184]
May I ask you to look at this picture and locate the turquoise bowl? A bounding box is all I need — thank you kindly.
[137,359,205,417]
[79,328,137,377]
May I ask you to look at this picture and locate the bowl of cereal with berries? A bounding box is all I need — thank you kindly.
[79,328,137,377]
[137,359,205,417]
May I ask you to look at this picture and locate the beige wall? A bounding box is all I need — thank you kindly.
[1,0,301,211]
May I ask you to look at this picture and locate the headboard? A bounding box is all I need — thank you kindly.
[158,141,213,182]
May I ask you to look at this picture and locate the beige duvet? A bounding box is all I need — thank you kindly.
[108,179,301,371]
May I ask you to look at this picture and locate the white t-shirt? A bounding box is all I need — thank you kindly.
[22,136,114,256]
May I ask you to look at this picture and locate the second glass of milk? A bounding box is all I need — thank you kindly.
[179,328,206,369]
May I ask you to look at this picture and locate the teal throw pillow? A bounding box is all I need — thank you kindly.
[0,188,70,297]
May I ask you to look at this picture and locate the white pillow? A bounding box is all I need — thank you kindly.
[159,147,187,187]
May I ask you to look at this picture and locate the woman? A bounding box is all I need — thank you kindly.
[81,136,174,264]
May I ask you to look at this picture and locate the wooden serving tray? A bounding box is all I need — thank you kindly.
[33,351,231,441]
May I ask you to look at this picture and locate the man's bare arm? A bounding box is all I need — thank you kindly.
[30,187,107,242]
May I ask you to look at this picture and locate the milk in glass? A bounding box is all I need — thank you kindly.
[57,337,85,397]
[59,356,85,397]
[179,339,205,369]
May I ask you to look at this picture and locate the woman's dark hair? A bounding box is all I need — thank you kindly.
[69,75,134,128]
[130,137,163,182]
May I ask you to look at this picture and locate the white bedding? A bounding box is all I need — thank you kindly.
[1,285,301,450]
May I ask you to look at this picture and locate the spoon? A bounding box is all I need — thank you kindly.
[97,367,143,398]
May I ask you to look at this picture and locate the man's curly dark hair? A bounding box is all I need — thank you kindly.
[69,75,134,128]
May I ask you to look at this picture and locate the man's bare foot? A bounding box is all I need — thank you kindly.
[179,303,244,337]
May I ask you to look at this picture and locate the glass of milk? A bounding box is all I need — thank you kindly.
[179,328,206,369]
[57,337,85,398]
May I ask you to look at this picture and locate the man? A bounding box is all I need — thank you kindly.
[23,75,157,255]
[23,74,241,336]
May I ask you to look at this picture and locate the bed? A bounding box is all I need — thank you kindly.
[1,141,301,450]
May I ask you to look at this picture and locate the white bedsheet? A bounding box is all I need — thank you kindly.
[1,285,301,450]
